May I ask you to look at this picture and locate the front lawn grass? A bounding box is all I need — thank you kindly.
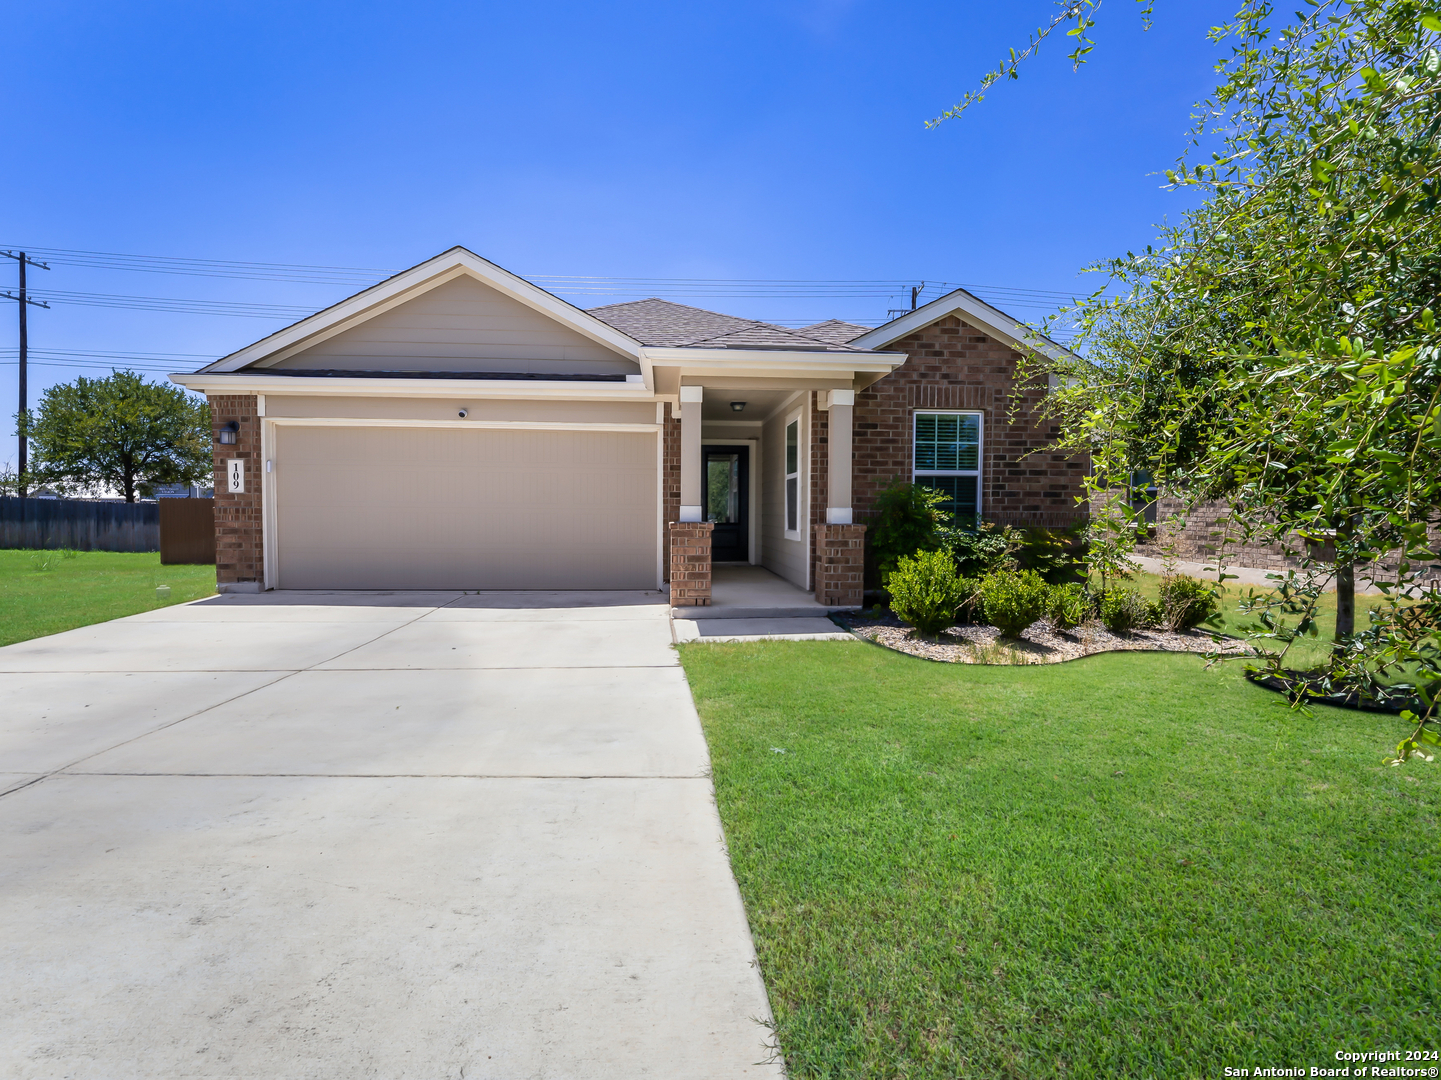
[0,549,216,647]
[1124,570,1396,670]
[681,641,1438,1079]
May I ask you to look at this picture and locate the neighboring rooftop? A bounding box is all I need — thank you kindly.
[587,298,870,351]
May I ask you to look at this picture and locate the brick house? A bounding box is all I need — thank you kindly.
[172,248,1086,606]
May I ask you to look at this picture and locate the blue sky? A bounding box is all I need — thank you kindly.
[0,0,1231,468]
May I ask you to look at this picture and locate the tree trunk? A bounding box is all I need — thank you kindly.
[1334,558,1355,644]
[1333,517,1355,653]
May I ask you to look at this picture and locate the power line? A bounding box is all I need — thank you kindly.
[1,243,1088,307]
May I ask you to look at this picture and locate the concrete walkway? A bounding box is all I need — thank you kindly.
[0,591,782,1079]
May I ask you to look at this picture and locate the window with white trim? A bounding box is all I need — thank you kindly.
[913,411,982,522]
[784,413,801,538]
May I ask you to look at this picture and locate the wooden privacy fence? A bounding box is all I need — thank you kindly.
[0,496,160,552]
[159,498,216,564]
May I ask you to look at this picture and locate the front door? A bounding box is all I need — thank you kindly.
[703,445,749,563]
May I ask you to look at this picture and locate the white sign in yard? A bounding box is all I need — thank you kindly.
[227,458,245,494]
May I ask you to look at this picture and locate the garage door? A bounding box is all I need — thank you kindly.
[272,424,658,590]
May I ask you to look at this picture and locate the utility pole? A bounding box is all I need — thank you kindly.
[2,251,50,497]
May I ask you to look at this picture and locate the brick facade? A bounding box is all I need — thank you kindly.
[1136,494,1441,579]
[813,523,866,607]
[852,315,1087,530]
[208,394,264,589]
[668,521,713,605]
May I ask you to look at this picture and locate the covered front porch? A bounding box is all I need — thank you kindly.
[650,349,903,612]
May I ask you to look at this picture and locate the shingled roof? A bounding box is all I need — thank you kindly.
[793,319,871,346]
[587,298,868,351]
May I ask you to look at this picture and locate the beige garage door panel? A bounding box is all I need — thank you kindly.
[275,426,657,590]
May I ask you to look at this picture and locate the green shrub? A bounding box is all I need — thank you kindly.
[1048,581,1087,630]
[888,549,972,636]
[1159,574,1221,631]
[977,569,1052,638]
[943,519,1018,578]
[1015,524,1088,584]
[1097,588,1159,634]
[870,480,950,582]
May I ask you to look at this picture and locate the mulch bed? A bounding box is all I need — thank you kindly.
[836,610,1250,665]
[1244,671,1414,713]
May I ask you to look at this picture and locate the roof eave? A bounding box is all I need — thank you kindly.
[641,346,905,376]
[171,372,657,401]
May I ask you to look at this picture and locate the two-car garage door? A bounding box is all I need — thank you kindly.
[271,425,658,590]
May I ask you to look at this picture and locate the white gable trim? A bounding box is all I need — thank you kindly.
[847,287,1078,364]
[199,247,649,380]
[170,372,654,401]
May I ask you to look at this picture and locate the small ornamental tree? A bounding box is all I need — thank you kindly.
[21,370,212,502]
[946,1,1441,759]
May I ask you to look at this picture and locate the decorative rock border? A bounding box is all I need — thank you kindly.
[837,611,1249,665]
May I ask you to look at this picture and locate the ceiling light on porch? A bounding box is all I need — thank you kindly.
[730,401,746,413]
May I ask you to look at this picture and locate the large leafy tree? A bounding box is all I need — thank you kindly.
[949,1,1441,758]
[20,370,212,503]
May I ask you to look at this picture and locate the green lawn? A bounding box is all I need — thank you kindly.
[1125,570,1396,671]
[0,549,217,647]
[680,640,1439,1079]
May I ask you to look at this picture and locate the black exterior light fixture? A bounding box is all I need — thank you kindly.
[730,401,746,413]
[217,421,240,445]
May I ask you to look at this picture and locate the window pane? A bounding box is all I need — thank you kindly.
[914,412,979,472]
[785,420,798,475]
[707,455,739,523]
[786,476,798,532]
[916,475,977,521]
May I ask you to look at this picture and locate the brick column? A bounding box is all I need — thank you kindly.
[813,523,866,608]
[209,394,264,592]
[669,521,714,606]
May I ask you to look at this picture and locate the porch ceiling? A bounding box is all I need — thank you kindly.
[700,388,795,421]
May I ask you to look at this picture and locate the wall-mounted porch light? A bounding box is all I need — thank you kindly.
[730,401,747,413]
[217,421,240,445]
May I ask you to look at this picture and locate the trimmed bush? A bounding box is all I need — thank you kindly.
[1098,588,1158,634]
[1049,581,1087,630]
[888,549,972,636]
[870,480,950,582]
[943,520,1018,578]
[977,569,1051,638]
[1159,574,1221,631]
[1016,524,1088,584]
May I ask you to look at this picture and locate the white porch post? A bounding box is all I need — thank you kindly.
[679,385,704,522]
[825,389,854,524]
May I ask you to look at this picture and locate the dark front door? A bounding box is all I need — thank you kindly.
[703,445,749,562]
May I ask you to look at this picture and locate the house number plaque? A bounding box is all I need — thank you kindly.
[227,459,245,494]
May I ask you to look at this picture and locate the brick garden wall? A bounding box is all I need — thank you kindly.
[852,315,1088,531]
[208,394,264,588]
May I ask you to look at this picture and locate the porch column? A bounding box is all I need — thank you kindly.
[815,388,864,607]
[679,385,704,522]
[826,389,854,524]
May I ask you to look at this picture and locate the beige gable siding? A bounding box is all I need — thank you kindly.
[268,275,639,376]
[760,397,808,590]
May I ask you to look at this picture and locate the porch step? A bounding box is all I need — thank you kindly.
[673,617,856,643]
[674,600,837,620]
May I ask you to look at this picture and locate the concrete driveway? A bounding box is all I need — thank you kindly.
[0,591,781,1079]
